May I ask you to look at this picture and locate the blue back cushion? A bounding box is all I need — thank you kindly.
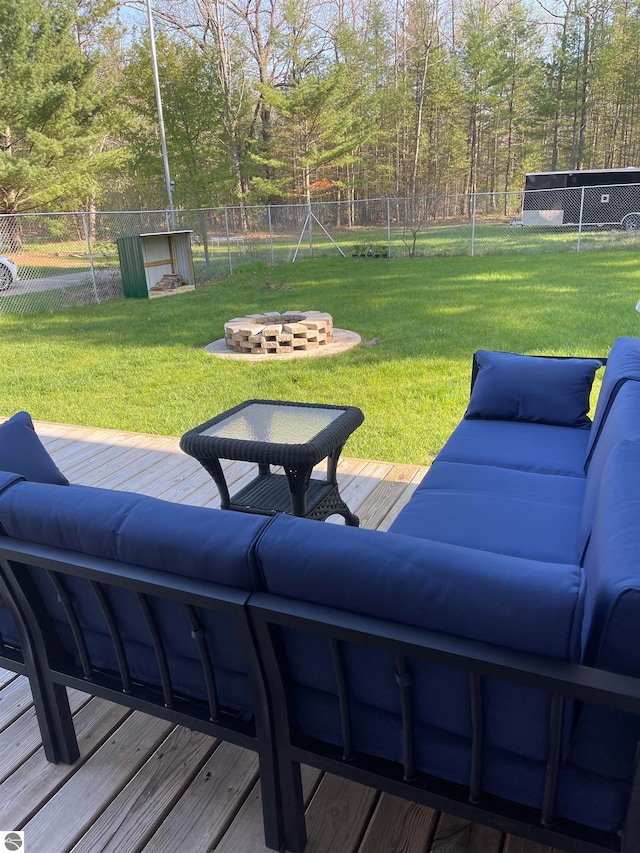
[579,380,640,559]
[465,351,602,428]
[586,336,640,461]
[0,479,271,711]
[0,412,68,485]
[0,473,26,652]
[257,514,582,774]
[573,440,640,780]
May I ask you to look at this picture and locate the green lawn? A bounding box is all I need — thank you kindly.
[192,219,640,267]
[1,251,639,465]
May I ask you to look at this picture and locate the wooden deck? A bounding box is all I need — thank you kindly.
[0,422,550,853]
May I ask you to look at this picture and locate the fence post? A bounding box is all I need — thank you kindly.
[387,198,392,258]
[471,192,477,257]
[268,205,274,266]
[224,207,233,275]
[577,186,585,252]
[81,212,100,303]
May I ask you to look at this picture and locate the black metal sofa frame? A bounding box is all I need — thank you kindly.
[3,536,640,852]
[248,593,640,853]
[0,537,284,850]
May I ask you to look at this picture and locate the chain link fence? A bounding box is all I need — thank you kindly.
[2,185,640,316]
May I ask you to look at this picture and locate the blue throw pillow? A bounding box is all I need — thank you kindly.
[0,412,69,485]
[464,351,603,428]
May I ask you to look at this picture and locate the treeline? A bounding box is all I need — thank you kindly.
[2,0,640,217]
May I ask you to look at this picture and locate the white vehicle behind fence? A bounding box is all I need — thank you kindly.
[0,255,18,290]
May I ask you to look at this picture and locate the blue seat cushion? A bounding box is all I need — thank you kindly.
[557,763,631,834]
[284,679,629,833]
[390,460,585,565]
[0,412,68,485]
[417,459,585,505]
[465,351,602,428]
[436,418,590,477]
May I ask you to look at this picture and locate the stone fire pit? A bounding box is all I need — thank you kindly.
[224,311,334,355]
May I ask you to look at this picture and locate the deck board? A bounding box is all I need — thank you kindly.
[0,678,34,733]
[0,689,89,783]
[144,742,260,853]
[0,420,525,852]
[0,667,17,690]
[430,813,503,852]
[0,699,132,829]
[22,712,175,850]
[359,795,438,852]
[304,774,379,852]
[68,728,218,853]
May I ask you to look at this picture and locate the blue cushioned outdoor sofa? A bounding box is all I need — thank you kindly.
[2,337,640,852]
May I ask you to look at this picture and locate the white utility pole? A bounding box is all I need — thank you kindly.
[145,0,175,228]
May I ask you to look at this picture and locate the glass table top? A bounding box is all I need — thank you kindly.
[202,403,343,444]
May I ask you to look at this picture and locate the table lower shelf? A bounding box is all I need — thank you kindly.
[229,473,358,525]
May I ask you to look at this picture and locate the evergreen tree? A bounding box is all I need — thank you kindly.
[0,0,102,226]
[254,65,368,203]
[117,33,244,209]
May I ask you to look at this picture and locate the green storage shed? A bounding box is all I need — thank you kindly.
[116,231,195,298]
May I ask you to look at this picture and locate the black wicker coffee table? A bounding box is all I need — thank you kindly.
[180,399,365,525]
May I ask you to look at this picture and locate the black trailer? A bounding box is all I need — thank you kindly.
[522,167,640,228]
